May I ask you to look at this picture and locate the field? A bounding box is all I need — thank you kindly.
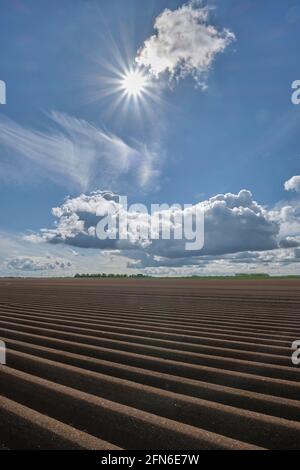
[0,278,300,450]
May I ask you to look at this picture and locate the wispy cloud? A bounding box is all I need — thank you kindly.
[0,111,161,192]
[136,1,235,87]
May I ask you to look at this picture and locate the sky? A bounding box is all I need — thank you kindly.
[0,0,300,276]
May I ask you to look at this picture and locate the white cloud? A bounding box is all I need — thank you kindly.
[4,183,300,276]
[6,256,72,272]
[270,200,300,239]
[0,112,161,192]
[28,189,280,270]
[136,1,235,87]
[284,175,300,193]
[0,231,129,277]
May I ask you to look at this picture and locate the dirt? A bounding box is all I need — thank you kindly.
[0,278,299,449]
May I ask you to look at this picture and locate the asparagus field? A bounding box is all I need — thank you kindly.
[0,278,300,450]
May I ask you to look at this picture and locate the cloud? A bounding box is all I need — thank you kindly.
[142,247,300,277]
[279,236,300,248]
[0,230,130,277]
[30,191,122,249]
[270,200,300,239]
[284,175,300,193]
[28,189,280,271]
[195,190,278,255]
[136,1,235,87]
[6,256,72,272]
[0,112,161,192]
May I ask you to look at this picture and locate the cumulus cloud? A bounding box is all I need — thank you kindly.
[284,175,300,193]
[136,1,235,87]
[27,189,280,270]
[196,190,278,255]
[6,256,72,272]
[0,112,161,192]
[270,201,300,240]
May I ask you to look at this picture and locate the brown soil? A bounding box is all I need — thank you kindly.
[0,278,299,450]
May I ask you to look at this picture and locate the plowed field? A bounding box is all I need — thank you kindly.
[0,278,299,450]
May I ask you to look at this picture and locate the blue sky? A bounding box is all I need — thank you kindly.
[0,0,300,276]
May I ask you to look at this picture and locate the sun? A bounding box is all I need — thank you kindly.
[121,69,147,97]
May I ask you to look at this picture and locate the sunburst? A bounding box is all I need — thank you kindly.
[121,69,148,98]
